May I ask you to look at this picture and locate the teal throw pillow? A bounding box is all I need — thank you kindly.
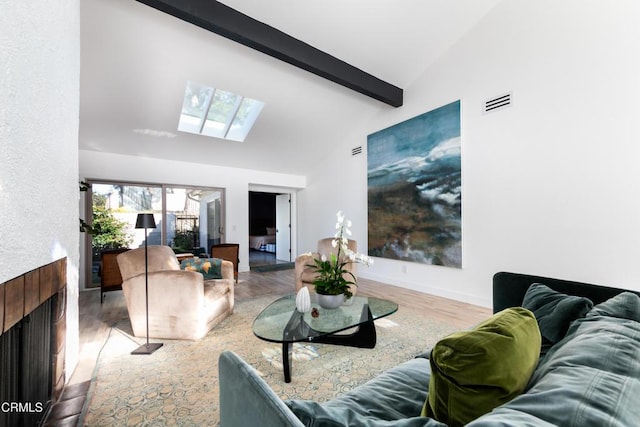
[586,291,640,322]
[422,307,541,427]
[522,283,593,350]
[180,257,223,280]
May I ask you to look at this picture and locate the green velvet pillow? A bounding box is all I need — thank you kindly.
[422,307,541,427]
[522,283,593,352]
[180,257,223,280]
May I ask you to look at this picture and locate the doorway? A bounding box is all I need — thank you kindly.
[248,191,293,269]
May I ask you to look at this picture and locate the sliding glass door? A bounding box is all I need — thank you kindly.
[85,181,224,288]
[164,187,223,255]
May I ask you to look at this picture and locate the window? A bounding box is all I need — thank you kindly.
[178,81,264,142]
[85,181,224,288]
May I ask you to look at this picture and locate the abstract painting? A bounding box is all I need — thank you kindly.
[367,100,461,268]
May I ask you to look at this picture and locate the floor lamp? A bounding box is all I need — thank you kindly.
[131,213,163,355]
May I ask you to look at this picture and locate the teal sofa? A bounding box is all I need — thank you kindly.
[219,272,640,426]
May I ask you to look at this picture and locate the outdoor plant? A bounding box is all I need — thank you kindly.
[91,204,133,254]
[79,181,132,249]
[308,211,373,298]
[173,230,196,252]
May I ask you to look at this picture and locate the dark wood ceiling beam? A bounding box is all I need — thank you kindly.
[136,0,403,107]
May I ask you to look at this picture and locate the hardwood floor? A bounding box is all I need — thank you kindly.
[69,269,492,384]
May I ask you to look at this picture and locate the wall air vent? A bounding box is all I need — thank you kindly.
[484,92,512,113]
[352,146,363,156]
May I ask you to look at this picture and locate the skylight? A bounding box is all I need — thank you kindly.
[178,81,264,142]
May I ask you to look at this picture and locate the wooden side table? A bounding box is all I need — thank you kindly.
[176,253,195,263]
[100,248,129,303]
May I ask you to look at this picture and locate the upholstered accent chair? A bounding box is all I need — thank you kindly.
[294,238,358,295]
[117,245,234,341]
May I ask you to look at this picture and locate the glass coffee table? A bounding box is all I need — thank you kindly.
[252,293,398,382]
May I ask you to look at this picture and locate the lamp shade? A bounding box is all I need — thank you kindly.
[135,213,157,229]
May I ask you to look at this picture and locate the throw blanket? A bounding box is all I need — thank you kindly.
[180,257,223,279]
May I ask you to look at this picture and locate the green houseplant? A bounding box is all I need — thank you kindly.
[308,211,373,303]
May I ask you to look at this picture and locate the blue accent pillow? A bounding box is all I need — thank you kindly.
[180,257,223,279]
[522,283,593,354]
[586,291,640,321]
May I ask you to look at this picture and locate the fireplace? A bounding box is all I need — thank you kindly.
[0,259,67,427]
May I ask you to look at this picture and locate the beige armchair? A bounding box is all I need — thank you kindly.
[294,238,358,295]
[117,245,234,341]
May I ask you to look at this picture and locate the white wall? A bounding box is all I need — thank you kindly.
[0,1,80,377]
[299,0,640,307]
[79,150,306,284]
[296,133,371,253]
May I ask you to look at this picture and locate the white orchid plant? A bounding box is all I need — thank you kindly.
[308,211,373,298]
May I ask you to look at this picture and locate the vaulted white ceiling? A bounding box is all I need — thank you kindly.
[79,0,501,175]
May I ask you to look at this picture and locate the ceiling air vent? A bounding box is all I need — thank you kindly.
[484,92,512,113]
[352,146,363,156]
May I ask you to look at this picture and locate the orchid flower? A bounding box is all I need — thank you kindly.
[307,211,373,297]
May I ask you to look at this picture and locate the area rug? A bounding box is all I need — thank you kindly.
[82,296,458,426]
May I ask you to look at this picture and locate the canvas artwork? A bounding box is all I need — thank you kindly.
[367,100,461,268]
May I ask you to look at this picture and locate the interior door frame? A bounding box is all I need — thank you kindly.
[248,185,297,262]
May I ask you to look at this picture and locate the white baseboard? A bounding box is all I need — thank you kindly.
[359,271,492,308]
